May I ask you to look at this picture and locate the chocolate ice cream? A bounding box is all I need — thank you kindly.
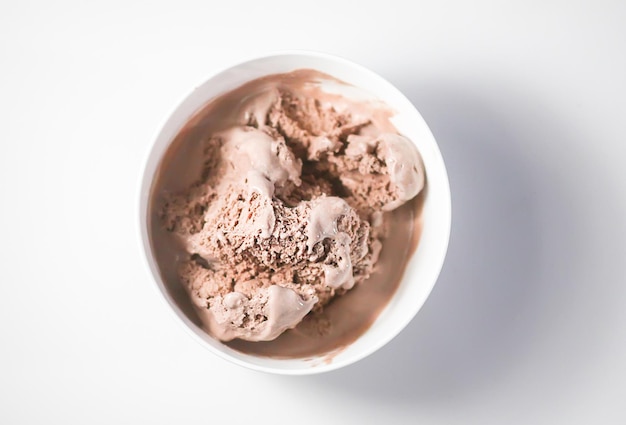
[149,70,425,356]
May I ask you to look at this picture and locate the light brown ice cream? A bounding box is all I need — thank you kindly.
[149,69,425,356]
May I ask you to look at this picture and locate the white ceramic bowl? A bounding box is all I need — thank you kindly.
[138,52,451,375]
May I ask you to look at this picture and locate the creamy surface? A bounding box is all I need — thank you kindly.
[148,69,425,357]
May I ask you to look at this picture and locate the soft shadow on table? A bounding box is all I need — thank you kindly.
[275,79,624,404]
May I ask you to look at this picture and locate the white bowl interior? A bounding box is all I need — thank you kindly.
[138,52,451,374]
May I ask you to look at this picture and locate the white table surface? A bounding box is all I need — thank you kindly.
[2,1,625,423]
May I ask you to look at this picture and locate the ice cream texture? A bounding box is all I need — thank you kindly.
[152,70,425,345]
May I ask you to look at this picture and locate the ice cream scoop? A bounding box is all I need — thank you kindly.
[157,70,425,343]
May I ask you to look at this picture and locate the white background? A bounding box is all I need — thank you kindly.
[2,1,625,423]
